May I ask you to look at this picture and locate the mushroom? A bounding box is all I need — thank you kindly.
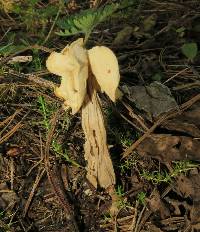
[88,46,120,102]
[46,38,88,114]
[46,38,120,189]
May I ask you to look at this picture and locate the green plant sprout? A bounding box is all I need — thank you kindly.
[119,131,135,148]
[140,160,199,185]
[57,3,118,42]
[37,95,52,131]
[140,170,171,184]
[115,185,131,209]
[51,139,81,167]
[171,160,199,177]
[37,96,80,167]
[137,191,146,206]
[181,42,198,61]
[119,153,138,174]
[12,0,61,36]
[56,0,140,43]
[0,210,4,219]
[0,210,15,232]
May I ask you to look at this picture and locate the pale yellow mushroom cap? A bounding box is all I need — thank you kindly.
[46,52,79,77]
[62,38,87,65]
[46,38,88,114]
[46,39,120,113]
[88,46,120,102]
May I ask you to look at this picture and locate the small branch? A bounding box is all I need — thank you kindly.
[42,5,62,45]
[9,69,57,89]
[23,168,45,217]
[45,110,79,232]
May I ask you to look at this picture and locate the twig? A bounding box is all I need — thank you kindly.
[121,100,149,132]
[9,70,56,89]
[44,109,79,231]
[42,5,62,45]
[128,201,139,231]
[23,168,46,217]
[0,120,23,145]
[10,158,14,190]
[173,82,200,91]
[120,113,145,133]
[163,67,189,84]
[134,205,146,232]
[26,132,44,176]
[0,109,21,129]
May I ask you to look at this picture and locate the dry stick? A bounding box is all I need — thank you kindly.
[0,110,29,144]
[122,115,168,159]
[163,67,189,84]
[42,6,62,45]
[134,205,146,232]
[0,109,21,128]
[122,94,200,159]
[129,201,139,231]
[121,100,149,132]
[173,81,200,91]
[44,110,79,232]
[134,188,158,232]
[148,0,195,10]
[183,225,192,232]
[9,70,56,89]
[23,168,46,217]
[0,121,23,144]
[26,132,45,177]
[120,113,145,133]
[10,158,14,190]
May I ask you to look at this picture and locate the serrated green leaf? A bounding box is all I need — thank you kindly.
[56,3,119,37]
[56,0,140,38]
[181,42,198,60]
[40,5,59,17]
[0,44,26,56]
[73,18,84,28]
[56,31,68,36]
[176,27,185,33]
[97,3,118,23]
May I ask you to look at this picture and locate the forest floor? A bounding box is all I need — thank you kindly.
[1,0,200,231]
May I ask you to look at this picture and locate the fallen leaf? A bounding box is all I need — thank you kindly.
[122,82,178,119]
[161,120,200,138]
[147,190,170,219]
[138,133,200,162]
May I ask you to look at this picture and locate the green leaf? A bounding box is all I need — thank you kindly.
[181,42,198,60]
[176,26,185,33]
[151,73,162,81]
[0,44,26,56]
[56,0,140,38]
[56,3,119,37]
